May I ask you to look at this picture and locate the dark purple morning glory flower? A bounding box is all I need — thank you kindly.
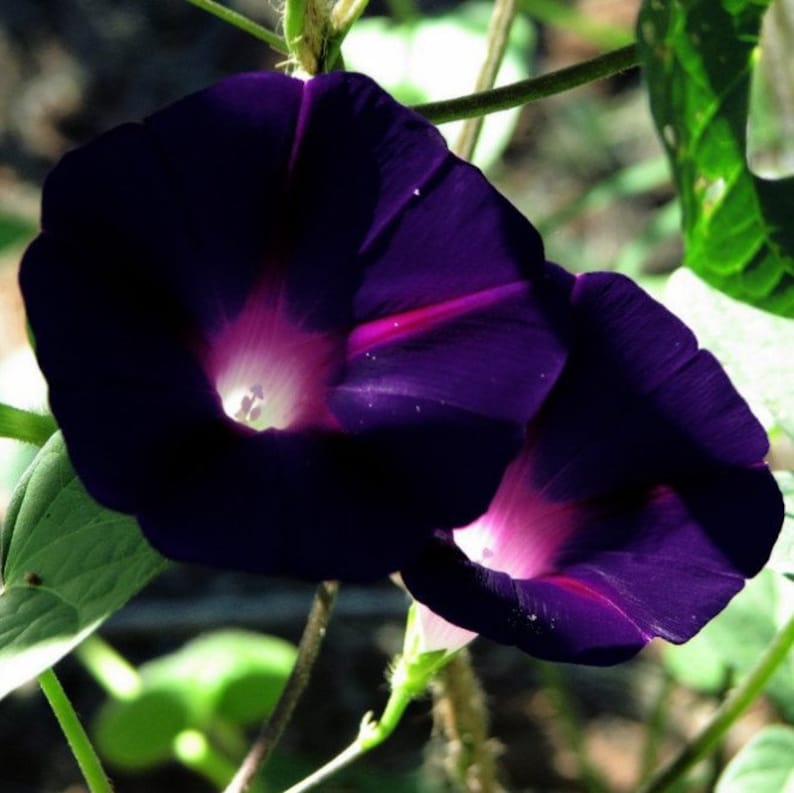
[402,271,783,665]
[19,71,573,581]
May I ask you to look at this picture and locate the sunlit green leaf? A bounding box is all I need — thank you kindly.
[639,0,794,316]
[716,725,794,793]
[0,433,168,700]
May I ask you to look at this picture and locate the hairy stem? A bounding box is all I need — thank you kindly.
[416,43,639,124]
[223,581,339,793]
[453,0,518,161]
[39,668,113,793]
[638,611,794,793]
[430,651,504,793]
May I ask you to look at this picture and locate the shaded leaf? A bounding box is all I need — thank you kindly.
[638,0,794,316]
[0,433,168,700]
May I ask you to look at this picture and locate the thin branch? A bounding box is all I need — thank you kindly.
[415,43,639,125]
[223,581,339,793]
[183,0,288,53]
[283,733,368,793]
[454,0,518,161]
[637,610,794,793]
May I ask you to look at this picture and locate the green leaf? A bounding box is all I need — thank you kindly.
[344,2,535,170]
[94,630,297,770]
[95,687,191,770]
[0,402,57,446]
[638,0,794,316]
[0,433,168,700]
[716,725,794,793]
[663,570,794,718]
[663,267,794,439]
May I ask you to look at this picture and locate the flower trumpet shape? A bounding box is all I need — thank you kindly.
[402,272,784,665]
[19,72,572,581]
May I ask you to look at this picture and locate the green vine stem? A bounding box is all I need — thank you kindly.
[74,634,142,699]
[0,403,57,446]
[281,605,457,793]
[183,0,288,53]
[415,42,639,124]
[223,581,339,793]
[174,729,264,792]
[39,668,114,793]
[638,610,794,793]
[453,0,518,161]
[282,670,416,793]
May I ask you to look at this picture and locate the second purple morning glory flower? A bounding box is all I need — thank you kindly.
[19,71,572,581]
[403,271,783,665]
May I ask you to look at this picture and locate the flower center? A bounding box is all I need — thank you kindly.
[206,293,339,432]
[452,451,576,580]
[222,382,286,431]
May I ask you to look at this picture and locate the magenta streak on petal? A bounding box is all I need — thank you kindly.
[204,282,341,432]
[347,281,531,360]
[286,77,311,182]
[541,574,653,641]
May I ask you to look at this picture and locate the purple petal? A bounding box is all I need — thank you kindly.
[280,72,559,330]
[527,272,771,503]
[333,275,572,427]
[38,73,303,327]
[136,418,525,582]
[405,465,782,664]
[404,536,648,664]
[20,234,220,512]
[402,273,783,663]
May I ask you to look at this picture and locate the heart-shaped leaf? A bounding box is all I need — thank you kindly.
[0,432,168,700]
